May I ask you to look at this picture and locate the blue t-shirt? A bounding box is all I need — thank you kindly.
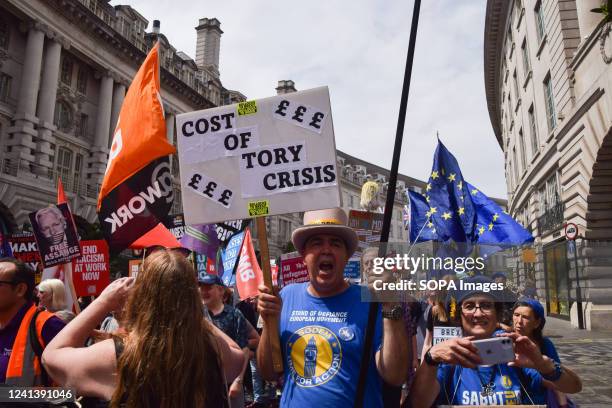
[279,283,383,408]
[436,363,545,405]
[541,336,560,363]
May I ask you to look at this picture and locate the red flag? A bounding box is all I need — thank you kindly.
[129,223,182,249]
[97,43,177,252]
[57,178,67,204]
[235,229,263,300]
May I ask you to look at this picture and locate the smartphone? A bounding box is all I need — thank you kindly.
[472,337,515,366]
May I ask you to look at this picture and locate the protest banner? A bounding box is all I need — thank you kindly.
[220,231,245,286]
[279,251,309,287]
[97,44,176,252]
[348,210,383,259]
[0,233,12,257]
[215,219,250,244]
[176,87,341,225]
[194,253,218,278]
[235,229,262,300]
[9,233,43,283]
[128,259,143,279]
[344,259,361,282]
[29,203,81,268]
[165,213,185,240]
[71,240,111,297]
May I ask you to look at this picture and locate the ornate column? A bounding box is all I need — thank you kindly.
[108,82,126,147]
[6,23,45,170]
[35,36,64,174]
[89,72,114,181]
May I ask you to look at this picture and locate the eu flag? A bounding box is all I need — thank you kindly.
[407,190,439,242]
[467,182,534,245]
[426,140,477,242]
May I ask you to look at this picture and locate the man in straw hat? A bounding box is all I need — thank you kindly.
[257,207,408,407]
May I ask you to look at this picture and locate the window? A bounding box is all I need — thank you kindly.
[76,113,88,137]
[76,67,88,94]
[513,70,520,104]
[521,39,531,76]
[0,18,9,50]
[508,162,514,191]
[528,105,538,153]
[54,101,72,131]
[519,129,527,170]
[56,147,73,189]
[60,57,73,85]
[74,153,83,193]
[0,73,11,102]
[535,1,546,42]
[512,147,519,182]
[543,74,556,131]
[514,0,522,18]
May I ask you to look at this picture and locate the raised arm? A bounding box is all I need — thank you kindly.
[42,277,134,398]
[375,304,409,385]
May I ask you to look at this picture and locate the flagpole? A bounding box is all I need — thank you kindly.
[255,217,283,373]
[354,0,421,406]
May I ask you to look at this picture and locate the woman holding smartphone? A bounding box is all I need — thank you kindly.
[409,275,582,407]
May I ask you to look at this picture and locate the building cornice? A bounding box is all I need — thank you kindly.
[484,0,511,150]
[30,0,217,109]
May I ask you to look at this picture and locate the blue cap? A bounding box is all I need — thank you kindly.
[198,273,225,286]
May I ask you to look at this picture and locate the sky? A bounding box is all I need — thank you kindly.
[111,0,508,198]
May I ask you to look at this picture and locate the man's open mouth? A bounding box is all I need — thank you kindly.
[319,261,334,272]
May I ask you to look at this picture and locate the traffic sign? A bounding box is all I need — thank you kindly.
[565,223,578,240]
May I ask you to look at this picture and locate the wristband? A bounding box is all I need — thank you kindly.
[541,360,562,382]
[424,348,439,367]
[233,377,243,385]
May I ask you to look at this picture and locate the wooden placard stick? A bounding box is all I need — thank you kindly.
[62,262,81,314]
[255,216,284,373]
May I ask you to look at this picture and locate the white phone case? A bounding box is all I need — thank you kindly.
[472,337,515,366]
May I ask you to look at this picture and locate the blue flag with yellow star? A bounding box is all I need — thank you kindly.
[425,140,477,242]
[407,190,439,242]
[467,182,534,245]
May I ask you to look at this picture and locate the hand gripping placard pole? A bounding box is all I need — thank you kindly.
[256,216,284,373]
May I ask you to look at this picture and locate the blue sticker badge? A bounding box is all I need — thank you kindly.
[338,326,355,342]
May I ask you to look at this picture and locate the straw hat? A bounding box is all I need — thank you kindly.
[291,207,358,256]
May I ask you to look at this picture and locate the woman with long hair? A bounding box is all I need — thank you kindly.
[37,278,68,312]
[42,249,244,407]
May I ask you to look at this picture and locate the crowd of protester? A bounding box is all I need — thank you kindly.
[0,207,583,407]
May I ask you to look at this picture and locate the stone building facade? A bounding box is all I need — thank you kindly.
[485,0,612,329]
[0,0,244,236]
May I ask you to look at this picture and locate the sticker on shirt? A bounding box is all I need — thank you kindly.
[338,327,355,342]
[286,325,342,388]
[501,375,513,389]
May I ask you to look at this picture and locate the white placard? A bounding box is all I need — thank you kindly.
[185,170,234,209]
[176,87,341,225]
[180,125,261,165]
[433,326,463,345]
